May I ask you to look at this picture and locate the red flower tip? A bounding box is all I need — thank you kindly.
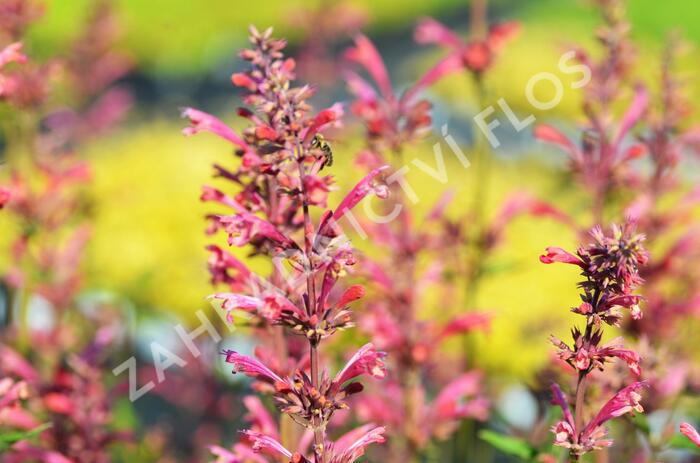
[231,72,257,91]
[255,125,277,140]
[488,21,521,50]
[338,285,366,307]
[462,42,491,72]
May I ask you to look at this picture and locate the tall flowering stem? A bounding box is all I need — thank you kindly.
[534,0,643,226]
[541,223,648,461]
[533,2,700,456]
[344,33,493,462]
[414,2,519,304]
[184,26,389,463]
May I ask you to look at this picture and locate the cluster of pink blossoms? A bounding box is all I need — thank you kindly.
[531,1,700,459]
[183,26,392,463]
[0,1,132,461]
[542,223,648,459]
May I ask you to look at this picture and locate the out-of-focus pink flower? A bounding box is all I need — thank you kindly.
[0,42,26,68]
[414,17,520,75]
[680,422,700,447]
[0,186,11,208]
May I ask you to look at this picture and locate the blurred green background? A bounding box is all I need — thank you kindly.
[5,0,700,380]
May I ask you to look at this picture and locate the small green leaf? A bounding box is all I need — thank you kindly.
[0,422,52,451]
[479,429,537,460]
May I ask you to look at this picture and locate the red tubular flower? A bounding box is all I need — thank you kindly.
[581,383,646,440]
[333,344,387,387]
[181,107,251,152]
[222,351,286,386]
[539,247,583,266]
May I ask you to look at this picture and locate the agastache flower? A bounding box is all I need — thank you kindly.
[550,382,646,456]
[414,16,519,75]
[189,26,388,462]
[543,223,647,460]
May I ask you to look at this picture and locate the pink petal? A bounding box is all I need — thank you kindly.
[335,426,386,463]
[584,382,646,436]
[613,85,648,150]
[333,343,387,386]
[337,285,366,308]
[550,383,575,431]
[488,21,521,50]
[539,247,583,266]
[680,422,700,447]
[243,396,278,439]
[181,107,250,151]
[0,42,27,69]
[222,351,285,385]
[345,35,394,101]
[440,313,491,339]
[534,124,581,162]
[404,52,463,103]
[345,71,377,103]
[331,166,389,222]
[414,17,464,49]
[241,430,294,459]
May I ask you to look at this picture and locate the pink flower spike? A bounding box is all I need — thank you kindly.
[181,107,250,151]
[331,165,389,222]
[222,351,286,385]
[333,343,387,387]
[414,18,464,49]
[0,42,27,68]
[540,247,583,266]
[680,422,700,447]
[345,35,394,101]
